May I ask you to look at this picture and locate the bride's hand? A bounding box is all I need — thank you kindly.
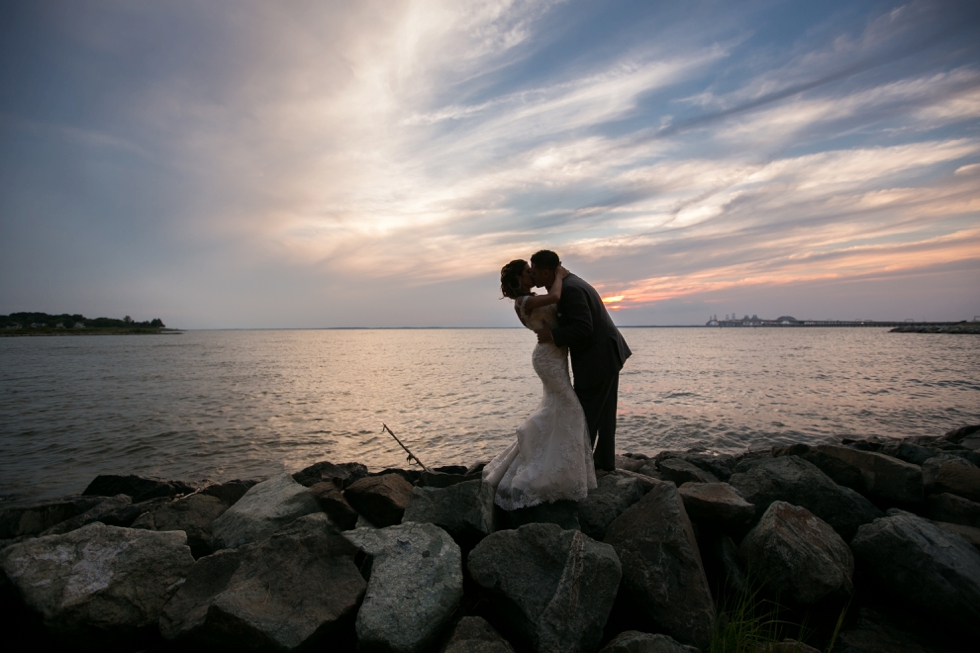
[556,265,570,279]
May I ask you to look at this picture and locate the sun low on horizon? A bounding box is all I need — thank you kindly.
[1,0,978,328]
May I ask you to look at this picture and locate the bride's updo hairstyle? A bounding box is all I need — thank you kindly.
[500,259,530,299]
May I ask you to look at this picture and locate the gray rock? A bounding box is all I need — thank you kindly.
[210,473,320,550]
[678,482,755,527]
[878,440,941,466]
[199,479,259,506]
[292,460,367,488]
[0,496,107,539]
[850,509,980,631]
[160,513,365,651]
[468,523,621,653]
[944,424,980,445]
[39,494,170,535]
[82,474,197,503]
[922,455,980,502]
[834,607,957,653]
[607,468,661,491]
[739,501,853,604]
[614,454,648,473]
[131,493,229,558]
[346,522,463,653]
[344,473,415,527]
[578,473,646,541]
[658,458,719,485]
[932,520,980,549]
[402,480,495,549]
[776,444,924,502]
[603,481,714,650]
[441,616,515,653]
[728,456,882,540]
[0,523,194,640]
[926,492,980,528]
[658,452,737,482]
[598,630,699,653]
[308,481,359,530]
[635,463,663,480]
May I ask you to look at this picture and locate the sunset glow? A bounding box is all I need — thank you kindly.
[1,1,977,326]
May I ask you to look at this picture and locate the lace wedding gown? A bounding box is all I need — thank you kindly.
[482,296,598,510]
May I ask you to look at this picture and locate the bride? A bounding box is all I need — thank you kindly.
[482,259,598,510]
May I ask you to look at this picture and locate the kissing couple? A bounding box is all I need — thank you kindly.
[483,250,632,511]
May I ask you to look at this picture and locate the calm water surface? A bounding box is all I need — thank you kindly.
[1,328,978,506]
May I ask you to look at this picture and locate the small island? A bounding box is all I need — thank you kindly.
[0,312,177,336]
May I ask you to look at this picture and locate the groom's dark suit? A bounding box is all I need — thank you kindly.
[550,274,631,470]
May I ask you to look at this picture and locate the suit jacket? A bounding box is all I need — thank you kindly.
[551,274,632,389]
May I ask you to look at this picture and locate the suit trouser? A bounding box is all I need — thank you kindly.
[575,372,619,471]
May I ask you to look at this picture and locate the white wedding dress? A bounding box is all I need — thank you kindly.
[482,296,598,510]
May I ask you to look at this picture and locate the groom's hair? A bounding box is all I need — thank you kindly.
[530,250,560,271]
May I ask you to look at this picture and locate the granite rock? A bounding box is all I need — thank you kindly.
[779,444,924,502]
[199,479,258,506]
[441,616,515,653]
[739,501,854,604]
[402,480,495,550]
[82,474,197,503]
[603,481,714,650]
[678,482,755,527]
[658,458,719,485]
[0,496,107,539]
[926,492,980,528]
[728,456,882,540]
[922,455,980,502]
[0,522,194,641]
[131,493,229,558]
[346,522,463,653]
[308,481,359,530]
[210,473,320,550]
[160,513,364,651]
[598,630,699,653]
[344,473,415,527]
[578,473,646,541]
[850,509,980,631]
[292,460,367,489]
[468,523,621,653]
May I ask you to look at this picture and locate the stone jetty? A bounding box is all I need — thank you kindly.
[2,425,980,652]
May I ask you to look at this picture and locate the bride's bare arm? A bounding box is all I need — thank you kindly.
[522,266,570,312]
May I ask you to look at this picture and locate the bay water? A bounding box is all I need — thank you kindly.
[1,328,977,507]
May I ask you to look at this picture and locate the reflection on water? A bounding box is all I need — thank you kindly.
[1,328,978,506]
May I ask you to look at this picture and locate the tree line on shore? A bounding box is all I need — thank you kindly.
[1,312,165,329]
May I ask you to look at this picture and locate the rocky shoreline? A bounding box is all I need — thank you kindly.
[2,426,980,653]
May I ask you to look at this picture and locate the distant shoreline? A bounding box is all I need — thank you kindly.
[0,328,182,337]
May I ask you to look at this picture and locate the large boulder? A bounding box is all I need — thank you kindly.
[658,458,719,485]
[678,482,755,527]
[0,496,107,539]
[402,480,495,550]
[200,479,259,506]
[418,470,483,488]
[922,455,980,502]
[598,630,699,653]
[739,501,853,604]
[578,473,646,541]
[82,474,196,502]
[131,493,229,558]
[926,492,980,528]
[850,509,980,631]
[728,456,882,540]
[441,616,516,653]
[0,523,194,641]
[308,481,359,530]
[345,522,463,653]
[834,607,955,653]
[468,523,621,653]
[344,473,414,527]
[603,481,714,650]
[40,495,171,535]
[160,513,365,651]
[779,444,924,502]
[210,473,320,550]
[292,461,367,488]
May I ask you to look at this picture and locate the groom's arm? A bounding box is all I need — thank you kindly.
[550,284,593,348]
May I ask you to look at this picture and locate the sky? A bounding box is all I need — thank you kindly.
[1,0,978,328]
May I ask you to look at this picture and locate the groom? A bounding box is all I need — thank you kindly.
[530,250,631,472]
